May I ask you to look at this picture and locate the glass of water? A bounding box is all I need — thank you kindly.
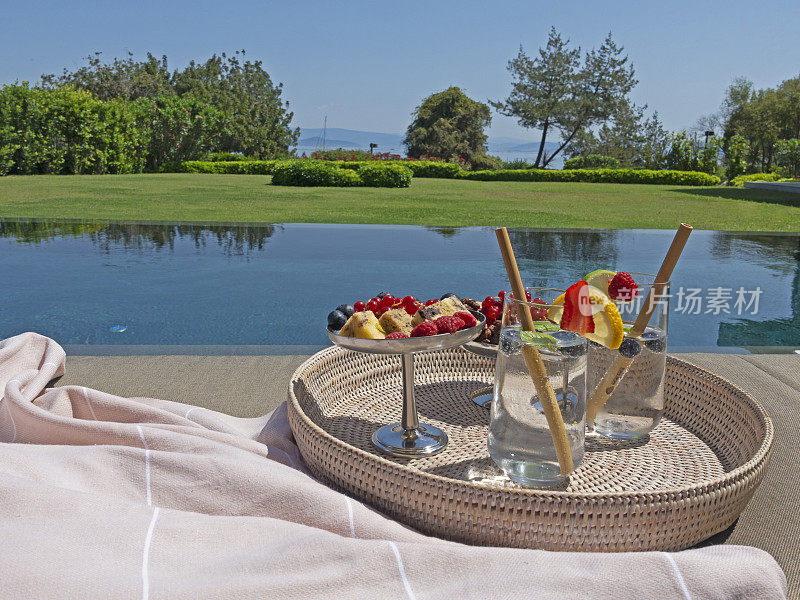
[587,275,669,439]
[488,290,587,487]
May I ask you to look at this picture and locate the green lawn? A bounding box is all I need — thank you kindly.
[0,174,798,230]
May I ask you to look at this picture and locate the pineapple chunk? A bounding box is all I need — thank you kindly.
[338,311,386,339]
[379,308,414,336]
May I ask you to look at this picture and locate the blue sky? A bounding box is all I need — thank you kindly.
[2,0,799,140]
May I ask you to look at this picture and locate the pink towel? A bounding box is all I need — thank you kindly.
[0,332,786,599]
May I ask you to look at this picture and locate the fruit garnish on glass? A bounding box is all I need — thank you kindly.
[546,279,626,350]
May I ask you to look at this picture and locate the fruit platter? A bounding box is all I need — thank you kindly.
[326,293,485,354]
[325,292,486,458]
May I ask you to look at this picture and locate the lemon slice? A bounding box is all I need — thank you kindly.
[547,285,624,349]
[583,269,617,295]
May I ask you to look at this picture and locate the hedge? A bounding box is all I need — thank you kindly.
[167,160,276,174]
[168,159,721,186]
[336,160,463,179]
[563,154,621,170]
[731,172,782,186]
[461,168,721,186]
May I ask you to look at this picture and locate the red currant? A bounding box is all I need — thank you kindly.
[497,290,506,303]
[525,291,532,302]
[425,299,437,306]
[404,303,420,315]
[402,295,416,306]
[367,299,381,314]
[380,294,395,309]
[353,301,366,312]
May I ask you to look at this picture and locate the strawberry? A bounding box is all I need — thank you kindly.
[560,281,595,334]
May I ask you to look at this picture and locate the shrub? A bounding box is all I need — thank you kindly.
[0,84,151,175]
[724,134,750,181]
[563,154,621,170]
[271,161,361,187]
[358,164,412,188]
[470,153,504,171]
[502,159,535,170]
[731,172,782,186]
[462,168,720,186]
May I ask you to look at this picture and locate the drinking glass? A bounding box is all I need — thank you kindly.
[587,275,669,440]
[488,290,587,487]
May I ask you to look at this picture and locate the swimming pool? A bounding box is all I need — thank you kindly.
[1,219,798,353]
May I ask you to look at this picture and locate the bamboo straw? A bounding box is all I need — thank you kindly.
[585,223,693,426]
[495,228,573,476]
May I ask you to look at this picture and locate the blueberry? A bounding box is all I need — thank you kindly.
[336,304,355,318]
[327,310,348,330]
[376,291,390,299]
[645,337,666,353]
[618,338,642,359]
[440,292,458,300]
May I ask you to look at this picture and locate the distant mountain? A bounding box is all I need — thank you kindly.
[295,127,562,164]
[297,137,366,149]
[296,128,405,152]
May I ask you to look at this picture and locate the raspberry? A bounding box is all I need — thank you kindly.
[435,315,464,334]
[353,301,366,312]
[410,321,438,337]
[608,272,638,301]
[455,311,477,328]
[386,331,409,339]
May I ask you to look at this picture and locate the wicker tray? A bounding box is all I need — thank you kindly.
[287,346,773,552]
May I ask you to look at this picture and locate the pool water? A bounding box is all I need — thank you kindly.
[1,220,798,353]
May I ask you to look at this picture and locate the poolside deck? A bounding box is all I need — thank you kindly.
[54,352,800,597]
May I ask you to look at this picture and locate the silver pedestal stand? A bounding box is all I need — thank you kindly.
[462,340,498,409]
[327,311,484,458]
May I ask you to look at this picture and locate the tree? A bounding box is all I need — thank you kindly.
[719,75,800,172]
[492,29,636,168]
[404,87,492,163]
[172,51,298,158]
[40,50,299,159]
[566,103,671,169]
[41,52,172,101]
[567,99,646,166]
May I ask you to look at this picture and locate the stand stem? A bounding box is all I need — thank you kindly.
[401,353,419,432]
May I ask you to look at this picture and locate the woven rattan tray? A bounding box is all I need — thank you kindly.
[287,346,773,552]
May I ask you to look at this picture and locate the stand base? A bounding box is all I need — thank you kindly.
[372,423,448,458]
[470,387,493,409]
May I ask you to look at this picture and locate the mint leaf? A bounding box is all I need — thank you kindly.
[533,321,560,332]
[520,330,558,352]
